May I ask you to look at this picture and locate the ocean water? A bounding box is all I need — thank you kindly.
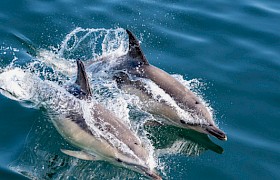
[0,0,280,179]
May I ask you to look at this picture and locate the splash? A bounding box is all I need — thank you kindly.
[172,74,214,117]
[0,27,216,178]
[171,74,214,124]
[36,27,128,76]
[0,68,80,113]
[0,46,20,69]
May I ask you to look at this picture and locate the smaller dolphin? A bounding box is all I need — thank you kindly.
[109,30,227,141]
[0,62,161,179]
[57,60,162,179]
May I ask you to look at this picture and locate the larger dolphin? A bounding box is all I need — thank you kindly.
[99,30,227,141]
[0,61,161,179]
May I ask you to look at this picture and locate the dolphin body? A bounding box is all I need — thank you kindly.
[55,60,161,179]
[0,61,161,179]
[91,30,227,141]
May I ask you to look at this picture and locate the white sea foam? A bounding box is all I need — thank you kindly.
[0,68,36,102]
[58,27,128,60]
[36,49,76,76]
[0,67,80,113]
[141,78,194,122]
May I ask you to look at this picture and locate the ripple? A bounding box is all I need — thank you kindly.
[230,128,280,153]
[157,26,208,43]
[252,2,280,15]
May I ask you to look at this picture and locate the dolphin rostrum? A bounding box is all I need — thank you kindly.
[0,61,161,179]
[105,30,227,141]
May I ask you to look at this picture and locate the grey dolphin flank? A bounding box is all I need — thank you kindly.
[55,60,161,179]
[111,30,227,141]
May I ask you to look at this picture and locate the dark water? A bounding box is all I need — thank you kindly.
[0,0,280,179]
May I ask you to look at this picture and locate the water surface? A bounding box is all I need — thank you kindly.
[0,0,280,179]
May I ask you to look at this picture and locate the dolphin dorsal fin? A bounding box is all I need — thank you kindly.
[75,60,92,97]
[126,29,149,65]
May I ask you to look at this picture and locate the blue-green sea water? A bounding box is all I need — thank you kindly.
[0,0,280,179]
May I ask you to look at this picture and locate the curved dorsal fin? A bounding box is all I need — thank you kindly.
[75,60,92,97]
[126,29,149,65]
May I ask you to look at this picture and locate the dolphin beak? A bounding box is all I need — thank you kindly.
[137,165,162,180]
[145,170,162,180]
[206,125,227,141]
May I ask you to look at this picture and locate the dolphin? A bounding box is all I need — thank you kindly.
[0,61,161,179]
[54,60,162,179]
[96,30,227,141]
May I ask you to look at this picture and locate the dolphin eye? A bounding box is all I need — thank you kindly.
[116,158,122,162]
[134,142,138,145]
[180,120,186,124]
[195,101,200,104]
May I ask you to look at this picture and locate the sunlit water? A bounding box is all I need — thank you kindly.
[0,0,279,179]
